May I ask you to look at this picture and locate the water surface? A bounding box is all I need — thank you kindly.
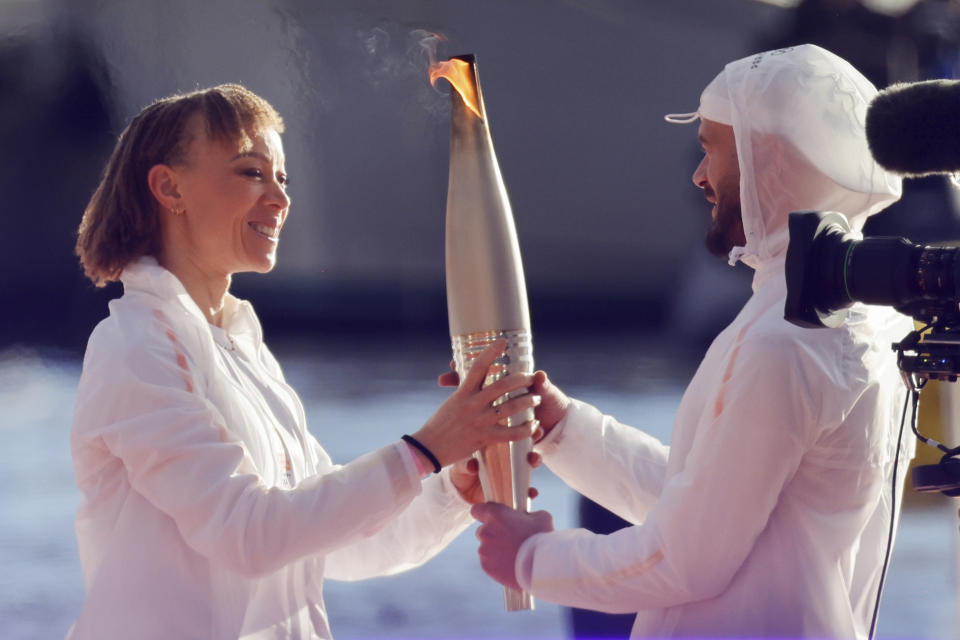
[0,337,955,639]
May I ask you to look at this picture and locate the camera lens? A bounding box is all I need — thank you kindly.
[785,211,960,327]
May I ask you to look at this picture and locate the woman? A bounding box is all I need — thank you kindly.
[69,84,539,639]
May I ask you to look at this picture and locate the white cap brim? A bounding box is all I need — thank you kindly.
[664,70,733,126]
[664,111,699,124]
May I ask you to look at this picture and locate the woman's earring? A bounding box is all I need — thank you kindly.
[171,205,185,216]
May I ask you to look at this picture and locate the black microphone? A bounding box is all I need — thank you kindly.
[865,79,960,177]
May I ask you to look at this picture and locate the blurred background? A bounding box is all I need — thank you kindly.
[2,0,959,638]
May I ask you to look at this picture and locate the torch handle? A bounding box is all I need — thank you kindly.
[452,329,535,611]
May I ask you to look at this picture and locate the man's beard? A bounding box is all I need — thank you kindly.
[704,197,745,259]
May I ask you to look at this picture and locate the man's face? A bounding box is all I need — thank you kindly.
[692,118,745,258]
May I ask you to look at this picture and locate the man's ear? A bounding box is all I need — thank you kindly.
[147,164,183,214]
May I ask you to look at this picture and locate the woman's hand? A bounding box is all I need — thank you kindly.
[412,339,538,468]
[439,362,571,443]
[450,452,543,505]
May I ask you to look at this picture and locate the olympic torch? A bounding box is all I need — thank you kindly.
[430,54,534,611]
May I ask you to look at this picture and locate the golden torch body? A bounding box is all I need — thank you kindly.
[439,54,534,611]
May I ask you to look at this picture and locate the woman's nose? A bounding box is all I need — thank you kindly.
[267,180,291,209]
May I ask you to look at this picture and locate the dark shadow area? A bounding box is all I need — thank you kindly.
[0,28,118,353]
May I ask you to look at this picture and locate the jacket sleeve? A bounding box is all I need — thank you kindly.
[516,337,825,612]
[537,399,670,524]
[72,317,423,579]
[324,466,474,581]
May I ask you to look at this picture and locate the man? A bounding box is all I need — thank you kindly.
[472,45,914,638]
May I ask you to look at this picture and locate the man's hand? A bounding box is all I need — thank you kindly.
[471,502,554,591]
[450,453,543,505]
[439,363,571,442]
[528,370,570,441]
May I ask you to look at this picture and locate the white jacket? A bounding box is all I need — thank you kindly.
[68,257,473,639]
[516,45,915,638]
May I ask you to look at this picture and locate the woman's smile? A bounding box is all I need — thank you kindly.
[249,220,281,241]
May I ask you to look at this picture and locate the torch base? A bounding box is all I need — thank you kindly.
[505,586,535,612]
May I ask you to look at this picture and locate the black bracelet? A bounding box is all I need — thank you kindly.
[401,434,442,474]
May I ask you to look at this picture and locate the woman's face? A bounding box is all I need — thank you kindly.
[172,118,290,276]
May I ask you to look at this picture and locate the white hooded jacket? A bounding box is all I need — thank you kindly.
[68,256,474,639]
[516,45,914,638]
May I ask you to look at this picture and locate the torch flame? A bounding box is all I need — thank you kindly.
[429,58,483,120]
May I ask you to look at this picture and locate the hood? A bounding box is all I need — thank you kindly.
[672,45,902,270]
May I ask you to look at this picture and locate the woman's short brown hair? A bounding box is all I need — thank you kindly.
[76,83,284,287]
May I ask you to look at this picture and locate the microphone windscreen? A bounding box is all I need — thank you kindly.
[866,79,960,177]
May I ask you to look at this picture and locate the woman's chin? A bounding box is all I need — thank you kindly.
[256,259,278,274]
[241,253,278,274]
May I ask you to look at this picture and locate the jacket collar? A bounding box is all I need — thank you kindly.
[750,251,786,293]
[120,256,261,346]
